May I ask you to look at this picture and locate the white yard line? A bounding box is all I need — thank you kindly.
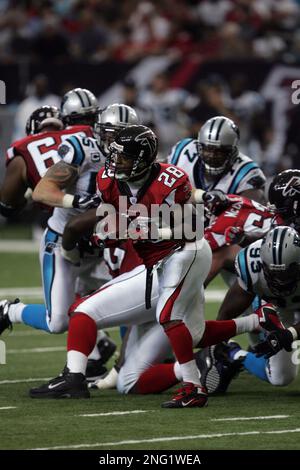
[0,377,51,385]
[78,410,151,417]
[30,427,300,450]
[0,241,39,252]
[0,287,226,302]
[0,406,17,410]
[7,346,65,354]
[0,287,43,299]
[212,415,290,422]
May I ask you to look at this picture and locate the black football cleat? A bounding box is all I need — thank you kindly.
[161,382,208,408]
[29,371,90,399]
[97,334,117,365]
[85,359,107,382]
[0,298,19,335]
[196,342,244,395]
[195,345,222,395]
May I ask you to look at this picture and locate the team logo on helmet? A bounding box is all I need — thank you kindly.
[280,176,300,197]
[135,131,157,156]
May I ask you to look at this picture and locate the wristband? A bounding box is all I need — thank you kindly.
[24,188,33,200]
[288,326,299,341]
[62,194,74,209]
[193,189,205,203]
[157,227,173,240]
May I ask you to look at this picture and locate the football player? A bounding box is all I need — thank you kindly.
[27,207,273,399]
[210,226,300,389]
[61,87,99,127]
[28,125,279,407]
[0,103,139,333]
[168,116,266,208]
[0,106,65,217]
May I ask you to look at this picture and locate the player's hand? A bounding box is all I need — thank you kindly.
[127,216,159,241]
[72,194,101,210]
[61,246,80,266]
[254,329,294,359]
[203,190,229,215]
[225,226,245,246]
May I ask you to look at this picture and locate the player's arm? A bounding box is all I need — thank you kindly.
[217,247,256,320]
[61,208,98,265]
[204,244,240,287]
[32,160,79,207]
[217,280,255,320]
[239,188,266,204]
[0,156,28,216]
[62,208,97,250]
[255,321,300,359]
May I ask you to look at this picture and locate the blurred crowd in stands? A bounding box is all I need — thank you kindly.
[0,0,300,64]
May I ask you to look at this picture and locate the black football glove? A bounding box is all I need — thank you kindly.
[203,190,229,215]
[72,194,101,210]
[254,329,294,359]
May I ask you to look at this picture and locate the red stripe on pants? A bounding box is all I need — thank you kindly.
[159,278,185,324]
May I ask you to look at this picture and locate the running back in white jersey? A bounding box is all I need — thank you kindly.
[168,138,266,193]
[48,135,105,234]
[235,239,300,325]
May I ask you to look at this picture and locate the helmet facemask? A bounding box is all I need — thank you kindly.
[95,123,127,156]
[197,142,237,177]
[263,261,300,297]
[106,142,150,182]
[63,110,97,127]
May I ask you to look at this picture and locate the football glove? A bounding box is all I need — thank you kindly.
[61,246,80,266]
[72,194,101,210]
[203,190,229,215]
[224,226,245,246]
[254,329,294,359]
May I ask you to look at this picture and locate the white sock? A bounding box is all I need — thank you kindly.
[8,302,26,324]
[94,367,119,390]
[233,349,248,361]
[173,361,183,381]
[67,350,88,374]
[180,359,201,385]
[234,313,259,335]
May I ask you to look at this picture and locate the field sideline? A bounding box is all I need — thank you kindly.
[1,250,300,450]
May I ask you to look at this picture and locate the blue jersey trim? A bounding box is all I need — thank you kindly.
[228,161,258,194]
[237,247,252,291]
[68,135,85,166]
[171,138,193,165]
[43,229,58,318]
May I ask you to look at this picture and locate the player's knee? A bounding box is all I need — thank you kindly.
[268,370,296,386]
[116,368,138,395]
[48,317,68,334]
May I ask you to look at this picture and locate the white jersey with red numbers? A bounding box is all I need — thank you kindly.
[6,125,93,190]
[205,195,273,252]
[96,163,193,267]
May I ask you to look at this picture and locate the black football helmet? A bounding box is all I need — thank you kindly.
[26,106,64,135]
[105,125,158,181]
[269,170,300,230]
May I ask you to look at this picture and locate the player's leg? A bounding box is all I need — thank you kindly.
[29,266,159,398]
[0,229,76,334]
[157,239,212,408]
[117,323,173,394]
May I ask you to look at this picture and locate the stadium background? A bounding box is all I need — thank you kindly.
[1,0,300,451]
